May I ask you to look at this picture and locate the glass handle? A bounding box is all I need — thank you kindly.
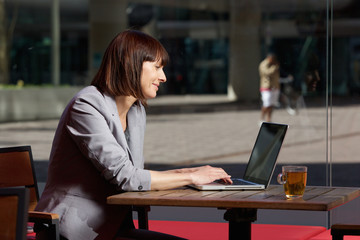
[277,173,286,184]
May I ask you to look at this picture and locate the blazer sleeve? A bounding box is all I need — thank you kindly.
[65,90,151,191]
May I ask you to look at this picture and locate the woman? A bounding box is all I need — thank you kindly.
[35,30,232,240]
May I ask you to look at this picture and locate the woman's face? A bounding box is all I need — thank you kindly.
[140,59,167,99]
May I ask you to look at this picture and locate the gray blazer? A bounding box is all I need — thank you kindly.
[36,86,151,240]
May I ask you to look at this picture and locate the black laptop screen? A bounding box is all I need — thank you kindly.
[243,122,288,185]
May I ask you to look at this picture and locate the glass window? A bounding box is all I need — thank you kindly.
[1,0,360,228]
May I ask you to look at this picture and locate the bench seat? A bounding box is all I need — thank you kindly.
[309,229,360,240]
[134,220,327,240]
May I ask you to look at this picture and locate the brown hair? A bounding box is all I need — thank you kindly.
[91,30,169,106]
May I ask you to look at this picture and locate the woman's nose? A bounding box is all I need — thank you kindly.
[159,69,167,82]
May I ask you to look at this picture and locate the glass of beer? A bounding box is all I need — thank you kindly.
[277,166,307,199]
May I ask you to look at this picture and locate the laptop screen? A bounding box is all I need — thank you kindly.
[243,122,288,185]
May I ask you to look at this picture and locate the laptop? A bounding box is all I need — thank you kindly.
[189,122,288,190]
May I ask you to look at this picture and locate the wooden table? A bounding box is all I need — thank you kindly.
[107,185,360,240]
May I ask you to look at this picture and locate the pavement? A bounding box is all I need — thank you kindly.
[1,94,360,225]
[1,94,360,184]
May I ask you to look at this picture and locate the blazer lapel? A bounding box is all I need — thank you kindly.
[126,105,142,168]
[104,93,134,163]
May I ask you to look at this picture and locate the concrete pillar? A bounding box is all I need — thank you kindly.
[51,0,60,85]
[88,0,128,83]
[228,0,262,102]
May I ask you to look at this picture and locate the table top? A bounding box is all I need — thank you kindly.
[107,185,360,211]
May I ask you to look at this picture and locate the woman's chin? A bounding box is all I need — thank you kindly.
[145,93,157,99]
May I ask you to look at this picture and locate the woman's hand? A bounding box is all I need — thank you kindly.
[188,165,232,185]
[150,165,232,190]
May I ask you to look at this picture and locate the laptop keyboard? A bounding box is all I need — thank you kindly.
[216,178,255,185]
[231,178,255,185]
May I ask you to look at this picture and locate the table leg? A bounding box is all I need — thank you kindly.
[224,208,257,240]
[133,205,151,230]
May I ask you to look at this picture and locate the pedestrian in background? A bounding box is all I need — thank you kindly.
[259,53,280,123]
